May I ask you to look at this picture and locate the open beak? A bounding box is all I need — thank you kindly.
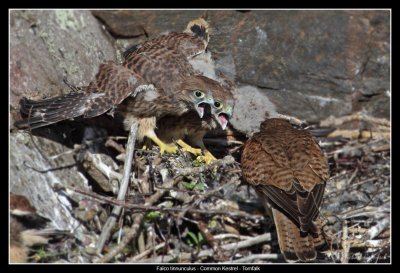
[196,102,205,118]
[215,112,230,130]
[195,97,214,118]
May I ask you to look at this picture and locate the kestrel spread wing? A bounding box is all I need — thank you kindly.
[121,17,212,108]
[16,18,217,155]
[241,118,330,262]
[15,61,149,130]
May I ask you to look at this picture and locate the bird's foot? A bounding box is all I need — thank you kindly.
[196,150,217,165]
[176,139,202,156]
[141,138,153,150]
[147,134,177,154]
[159,143,178,154]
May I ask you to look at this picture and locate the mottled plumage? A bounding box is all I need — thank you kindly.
[124,18,209,60]
[241,118,330,262]
[16,61,148,130]
[16,18,216,154]
[123,18,235,161]
[155,74,234,162]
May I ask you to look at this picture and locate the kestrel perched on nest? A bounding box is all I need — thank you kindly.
[15,18,219,154]
[123,18,235,162]
[241,118,330,262]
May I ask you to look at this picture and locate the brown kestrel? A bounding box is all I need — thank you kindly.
[155,74,234,163]
[15,19,217,154]
[241,118,330,262]
[123,18,235,162]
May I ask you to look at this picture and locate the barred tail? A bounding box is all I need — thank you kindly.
[272,208,317,263]
[15,92,104,130]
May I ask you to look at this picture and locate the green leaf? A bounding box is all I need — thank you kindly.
[187,231,199,245]
[197,232,204,245]
[145,211,161,220]
[182,181,196,190]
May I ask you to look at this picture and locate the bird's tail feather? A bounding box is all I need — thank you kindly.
[272,208,317,263]
[15,92,104,130]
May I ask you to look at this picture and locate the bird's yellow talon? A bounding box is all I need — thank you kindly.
[148,134,177,154]
[176,139,202,155]
[197,150,217,164]
[159,143,178,154]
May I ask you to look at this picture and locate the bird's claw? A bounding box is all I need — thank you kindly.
[159,143,178,154]
[196,151,217,165]
[177,140,202,156]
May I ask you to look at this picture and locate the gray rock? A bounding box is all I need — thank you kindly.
[10,131,88,238]
[10,9,117,245]
[10,10,116,128]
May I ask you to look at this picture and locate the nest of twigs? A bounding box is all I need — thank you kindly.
[29,113,390,263]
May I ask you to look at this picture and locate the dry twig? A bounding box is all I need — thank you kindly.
[96,122,138,254]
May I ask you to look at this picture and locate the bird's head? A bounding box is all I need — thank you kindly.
[184,17,210,45]
[206,75,235,130]
[211,99,234,130]
[260,118,291,131]
[181,76,215,118]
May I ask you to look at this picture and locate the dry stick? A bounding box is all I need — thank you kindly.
[320,112,390,128]
[273,113,305,126]
[127,242,166,262]
[214,234,253,241]
[138,233,272,263]
[96,122,138,254]
[227,253,280,263]
[95,168,180,263]
[366,218,390,240]
[94,156,237,263]
[84,151,123,181]
[340,220,350,264]
[56,184,262,220]
[105,138,126,154]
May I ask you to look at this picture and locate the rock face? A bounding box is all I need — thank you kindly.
[10,10,116,127]
[92,10,389,134]
[10,131,88,237]
[10,10,116,233]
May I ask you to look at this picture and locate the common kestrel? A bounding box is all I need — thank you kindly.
[155,74,234,163]
[15,19,217,154]
[241,118,330,262]
[123,18,235,162]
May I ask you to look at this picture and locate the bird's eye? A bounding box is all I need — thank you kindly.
[194,91,204,98]
[214,101,222,109]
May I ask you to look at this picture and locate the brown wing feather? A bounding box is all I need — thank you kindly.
[123,18,209,60]
[241,118,330,262]
[16,62,147,129]
[123,44,193,95]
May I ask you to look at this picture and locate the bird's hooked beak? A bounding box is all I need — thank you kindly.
[213,106,233,130]
[195,96,214,118]
[215,112,230,130]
